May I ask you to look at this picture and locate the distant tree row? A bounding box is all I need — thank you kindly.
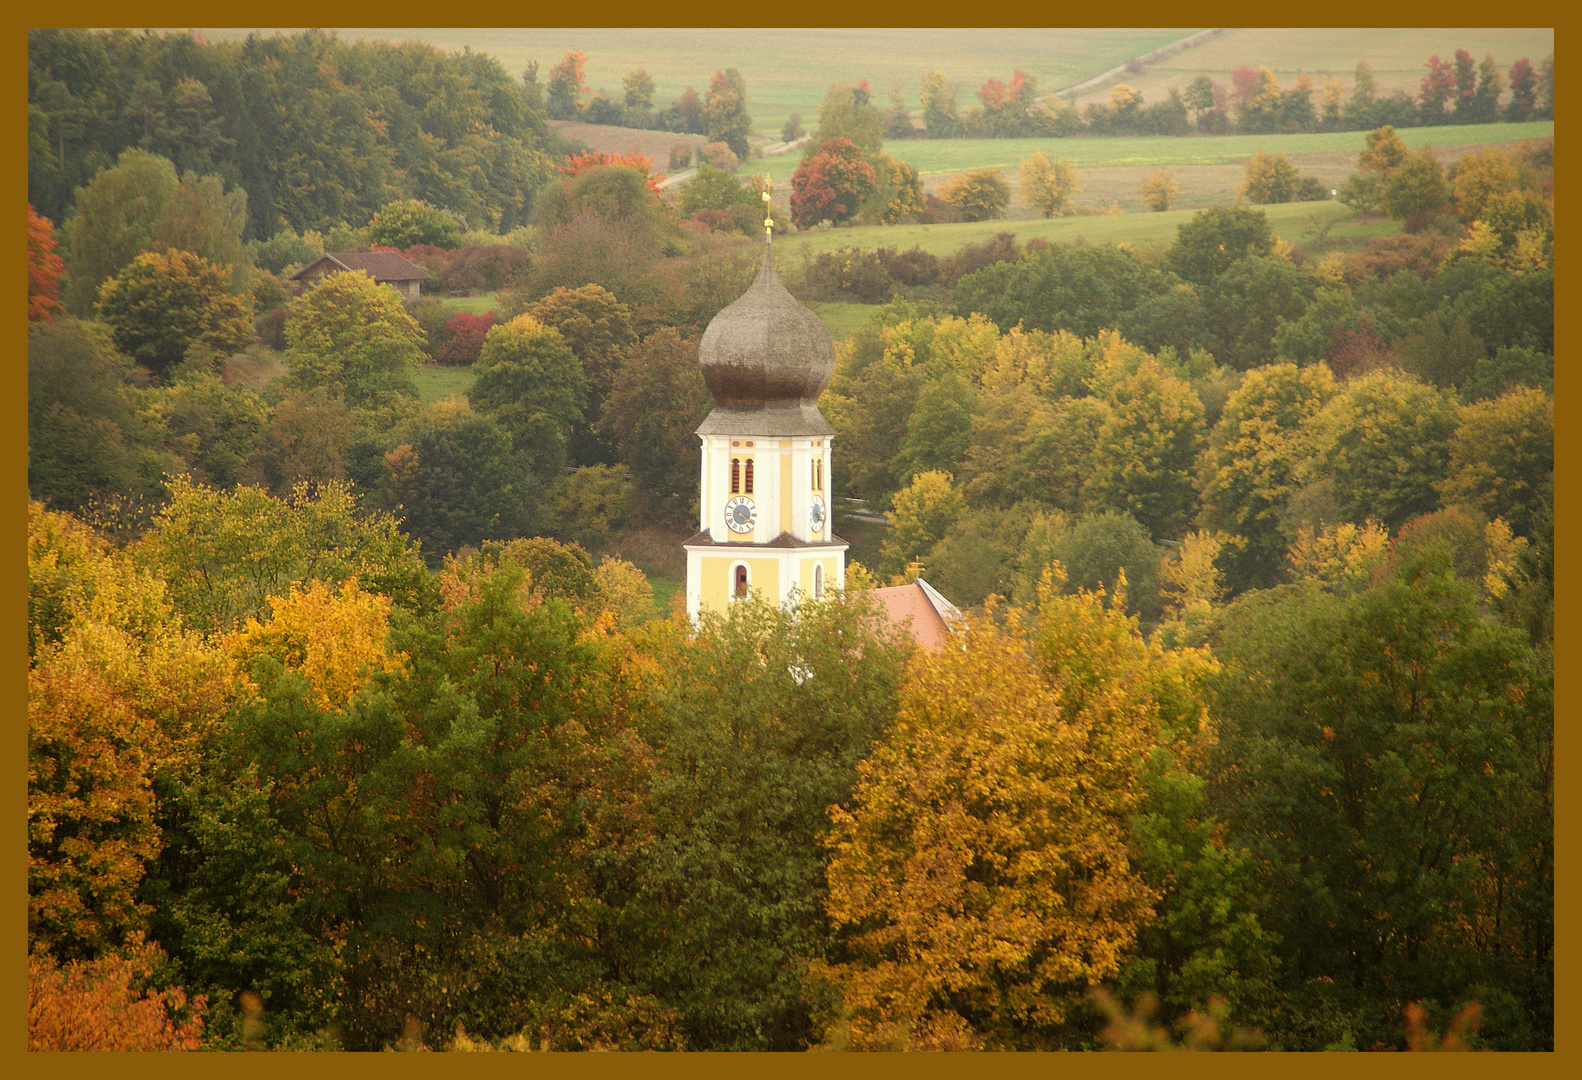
[876,50,1553,140]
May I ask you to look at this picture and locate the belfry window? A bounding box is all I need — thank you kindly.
[733,563,749,599]
[814,563,825,600]
[730,458,740,493]
[812,459,823,491]
[744,458,754,494]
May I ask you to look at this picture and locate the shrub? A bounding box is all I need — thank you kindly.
[801,247,895,303]
[937,168,1011,222]
[938,231,1021,288]
[876,246,940,287]
[29,941,206,1052]
[702,141,740,171]
[918,193,963,224]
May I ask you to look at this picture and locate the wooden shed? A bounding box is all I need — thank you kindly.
[291,252,431,303]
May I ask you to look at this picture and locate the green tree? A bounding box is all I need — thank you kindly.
[365,199,462,250]
[937,168,1010,222]
[811,81,884,157]
[1301,369,1458,531]
[1166,206,1276,287]
[595,327,711,526]
[1017,152,1080,218]
[894,372,977,484]
[467,314,588,475]
[1202,255,1316,371]
[1208,557,1552,1049]
[955,244,1170,339]
[880,470,964,577]
[284,270,426,407]
[378,408,532,559]
[1082,356,1207,540]
[1381,145,1451,221]
[60,149,180,315]
[1049,511,1160,618]
[95,249,254,380]
[918,69,962,138]
[545,50,587,119]
[526,285,638,466]
[622,67,655,110]
[883,85,914,139]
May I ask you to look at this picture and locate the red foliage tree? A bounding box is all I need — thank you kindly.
[558,151,664,195]
[1419,55,1456,121]
[789,138,878,229]
[28,204,65,323]
[1507,58,1537,121]
[432,311,498,366]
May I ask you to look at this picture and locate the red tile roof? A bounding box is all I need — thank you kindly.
[870,578,959,651]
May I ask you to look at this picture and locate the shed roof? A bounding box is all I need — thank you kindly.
[291,251,431,282]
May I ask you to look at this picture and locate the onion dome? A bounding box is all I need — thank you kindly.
[699,242,835,412]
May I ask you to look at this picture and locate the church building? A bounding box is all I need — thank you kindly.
[685,202,846,618]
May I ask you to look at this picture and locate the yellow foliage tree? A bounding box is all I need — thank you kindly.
[1018,151,1081,218]
[1140,168,1180,212]
[818,579,1210,1050]
[226,578,407,712]
[1285,520,1392,592]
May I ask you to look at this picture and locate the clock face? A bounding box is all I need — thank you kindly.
[809,494,826,533]
[725,495,756,534]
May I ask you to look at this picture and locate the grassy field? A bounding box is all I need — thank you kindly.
[1070,28,1554,113]
[777,198,1362,262]
[191,28,1199,136]
[806,301,882,342]
[439,292,501,315]
[412,365,475,404]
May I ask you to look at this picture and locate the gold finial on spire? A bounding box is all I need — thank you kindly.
[762,175,774,239]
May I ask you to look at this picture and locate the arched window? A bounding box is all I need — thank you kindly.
[733,563,750,599]
[744,458,754,494]
[814,563,824,600]
[730,458,740,494]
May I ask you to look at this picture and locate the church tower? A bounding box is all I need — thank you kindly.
[685,188,845,618]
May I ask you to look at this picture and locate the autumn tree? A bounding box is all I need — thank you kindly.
[704,68,752,161]
[1239,150,1300,204]
[29,204,65,322]
[819,581,1204,1049]
[60,149,180,315]
[879,470,964,578]
[790,138,877,228]
[1018,152,1080,218]
[1506,58,1537,121]
[545,50,588,119]
[1196,362,1337,591]
[29,941,206,1051]
[284,270,425,407]
[1438,387,1553,540]
[938,168,1010,223]
[95,248,254,380]
[1082,356,1207,540]
[1419,55,1456,123]
[135,476,431,633]
[1139,169,1180,212]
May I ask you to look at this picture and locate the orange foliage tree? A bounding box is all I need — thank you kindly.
[558,150,664,195]
[29,203,65,322]
[29,936,206,1051]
